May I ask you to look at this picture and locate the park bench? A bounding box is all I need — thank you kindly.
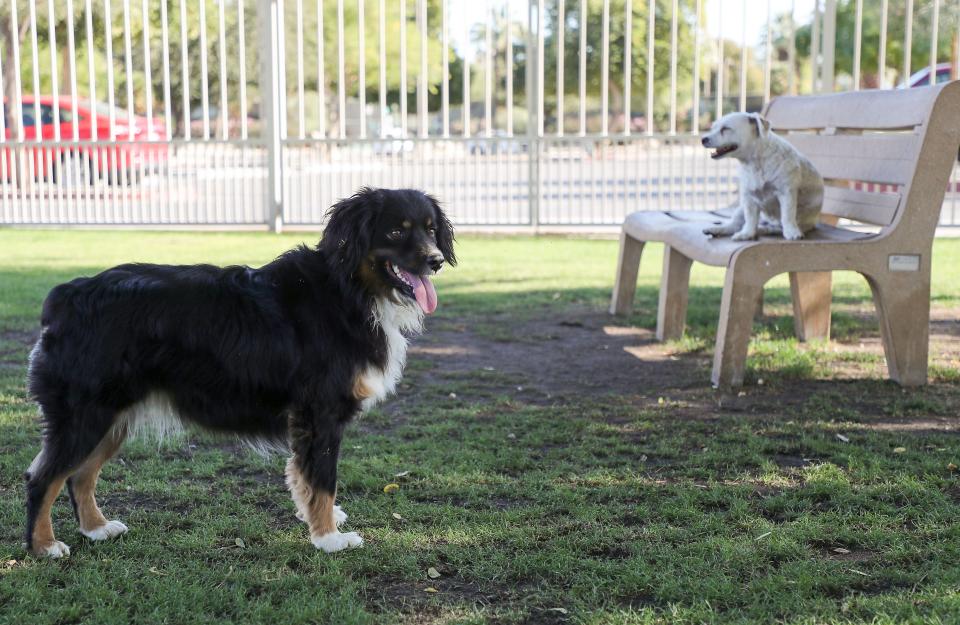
[609,83,960,388]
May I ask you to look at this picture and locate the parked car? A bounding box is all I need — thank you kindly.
[2,96,168,184]
[901,62,954,88]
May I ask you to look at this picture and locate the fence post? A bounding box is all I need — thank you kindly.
[526,0,541,232]
[258,0,284,232]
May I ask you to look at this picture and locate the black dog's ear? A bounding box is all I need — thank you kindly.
[320,187,381,269]
[428,195,457,266]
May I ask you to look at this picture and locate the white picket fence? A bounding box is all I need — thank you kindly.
[0,0,958,230]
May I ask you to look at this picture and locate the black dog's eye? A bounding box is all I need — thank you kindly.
[427,227,436,237]
[387,229,404,240]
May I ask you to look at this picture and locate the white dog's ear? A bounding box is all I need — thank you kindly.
[750,113,771,137]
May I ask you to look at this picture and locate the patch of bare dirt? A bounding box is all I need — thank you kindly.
[404,307,711,407]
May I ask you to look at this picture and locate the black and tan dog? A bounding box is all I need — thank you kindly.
[23,188,455,557]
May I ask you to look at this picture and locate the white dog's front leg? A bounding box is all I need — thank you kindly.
[778,189,803,240]
[703,206,745,237]
[732,200,761,241]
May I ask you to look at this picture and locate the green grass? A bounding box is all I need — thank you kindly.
[0,231,959,625]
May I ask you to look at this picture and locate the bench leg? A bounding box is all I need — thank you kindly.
[610,231,645,316]
[789,271,832,342]
[656,246,693,341]
[712,264,765,389]
[865,272,929,386]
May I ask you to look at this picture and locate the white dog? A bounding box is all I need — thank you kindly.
[701,112,824,241]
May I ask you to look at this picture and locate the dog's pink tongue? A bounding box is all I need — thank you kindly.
[400,270,438,314]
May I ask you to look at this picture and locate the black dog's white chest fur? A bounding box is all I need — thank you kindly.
[357,298,424,411]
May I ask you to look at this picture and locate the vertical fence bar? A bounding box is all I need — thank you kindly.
[878,0,888,88]
[160,0,172,140]
[852,0,862,89]
[380,0,388,135]
[526,0,539,227]
[360,0,368,138]
[317,0,327,137]
[646,0,654,134]
[579,0,586,135]
[259,0,285,231]
[215,0,227,140]
[338,0,347,137]
[485,0,493,137]
[931,0,940,84]
[692,0,701,132]
[716,0,723,120]
[787,0,796,94]
[67,0,79,139]
[810,0,820,92]
[238,0,249,139]
[123,0,135,127]
[763,0,771,105]
[538,0,546,136]
[47,0,61,141]
[198,0,211,139]
[105,0,116,140]
[141,0,154,129]
[178,0,190,139]
[557,0,565,136]
[296,0,306,137]
[419,0,427,137]
[28,0,41,141]
[85,0,97,140]
[67,0,80,218]
[9,0,23,143]
[442,0,449,136]
[463,37,470,137]
[739,0,746,110]
[46,0,61,222]
[600,0,609,135]
[623,0,631,136]
[399,0,407,135]
[822,0,835,91]
[0,40,6,222]
[669,0,678,133]
[904,0,913,85]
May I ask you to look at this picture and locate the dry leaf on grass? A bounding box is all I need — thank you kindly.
[893,447,907,454]
[427,567,441,579]
[235,538,246,548]
[394,470,410,478]
[392,513,403,520]
[547,607,569,614]
[383,483,400,493]
[836,434,850,443]
[833,547,851,554]
[423,587,438,593]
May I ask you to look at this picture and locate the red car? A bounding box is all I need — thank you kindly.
[2,96,168,184]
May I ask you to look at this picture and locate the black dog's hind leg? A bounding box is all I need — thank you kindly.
[285,410,361,553]
[25,406,125,557]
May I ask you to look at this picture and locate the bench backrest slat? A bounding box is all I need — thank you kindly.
[780,133,918,187]
[821,186,902,226]
[764,87,932,131]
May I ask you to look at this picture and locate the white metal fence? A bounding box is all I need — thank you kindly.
[1,0,959,230]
